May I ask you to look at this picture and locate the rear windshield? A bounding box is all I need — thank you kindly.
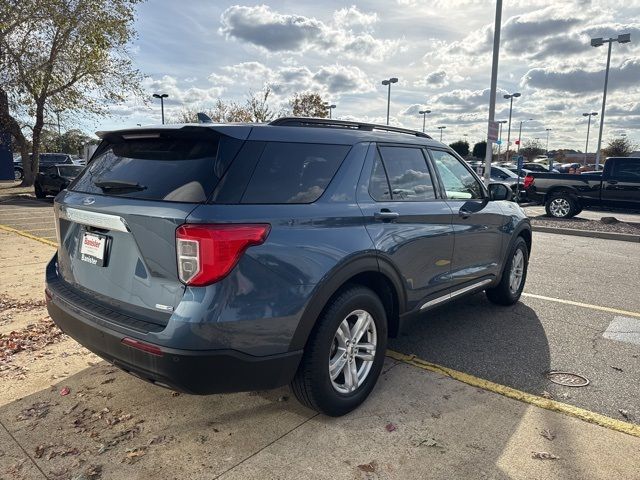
[41,154,72,164]
[240,142,350,204]
[71,132,241,203]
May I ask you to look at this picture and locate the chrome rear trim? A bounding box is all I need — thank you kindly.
[60,207,129,233]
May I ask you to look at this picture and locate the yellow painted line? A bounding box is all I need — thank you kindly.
[0,224,57,248]
[522,292,640,319]
[386,350,640,438]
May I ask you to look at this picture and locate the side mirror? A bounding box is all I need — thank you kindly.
[488,183,513,201]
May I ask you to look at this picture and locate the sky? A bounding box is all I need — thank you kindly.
[88,0,640,151]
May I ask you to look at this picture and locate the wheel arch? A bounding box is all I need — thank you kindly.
[289,255,406,352]
[496,222,532,284]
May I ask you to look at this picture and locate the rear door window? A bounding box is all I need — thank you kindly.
[71,132,242,203]
[374,146,436,201]
[240,142,350,204]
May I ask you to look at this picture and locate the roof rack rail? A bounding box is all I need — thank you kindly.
[269,117,432,139]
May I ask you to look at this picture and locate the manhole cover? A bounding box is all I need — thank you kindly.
[547,371,589,387]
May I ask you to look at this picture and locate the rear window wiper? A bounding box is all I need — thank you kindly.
[94,180,147,191]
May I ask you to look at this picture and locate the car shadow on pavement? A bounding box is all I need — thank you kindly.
[391,292,551,395]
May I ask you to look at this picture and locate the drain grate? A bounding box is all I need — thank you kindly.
[547,371,590,387]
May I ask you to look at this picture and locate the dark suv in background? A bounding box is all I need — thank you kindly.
[45,118,531,416]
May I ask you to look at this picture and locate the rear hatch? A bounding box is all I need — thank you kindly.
[53,126,246,331]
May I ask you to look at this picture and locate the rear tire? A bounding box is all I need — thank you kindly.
[14,168,23,181]
[34,183,46,199]
[545,192,578,218]
[486,237,529,306]
[291,286,388,416]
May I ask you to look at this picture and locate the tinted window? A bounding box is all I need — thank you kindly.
[369,151,391,201]
[58,166,83,177]
[610,159,640,180]
[430,150,483,200]
[241,142,349,204]
[71,132,241,203]
[377,146,436,201]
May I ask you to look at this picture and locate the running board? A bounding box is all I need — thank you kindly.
[420,279,493,310]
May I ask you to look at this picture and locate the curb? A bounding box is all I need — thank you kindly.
[532,225,640,243]
[0,224,57,248]
[386,350,640,438]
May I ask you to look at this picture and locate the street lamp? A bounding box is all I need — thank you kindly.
[591,33,631,167]
[497,120,507,161]
[54,109,62,152]
[503,92,521,163]
[418,109,431,133]
[437,126,446,142]
[381,77,398,125]
[324,103,336,119]
[517,118,533,152]
[582,112,597,165]
[153,93,168,124]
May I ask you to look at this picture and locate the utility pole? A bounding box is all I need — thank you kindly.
[484,0,503,185]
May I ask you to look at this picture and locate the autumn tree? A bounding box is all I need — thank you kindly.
[449,140,469,157]
[0,0,145,185]
[519,139,545,161]
[603,137,636,158]
[290,92,328,118]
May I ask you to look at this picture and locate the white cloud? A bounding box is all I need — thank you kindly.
[219,4,403,61]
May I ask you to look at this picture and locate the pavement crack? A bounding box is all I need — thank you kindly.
[213,412,320,479]
[0,417,50,479]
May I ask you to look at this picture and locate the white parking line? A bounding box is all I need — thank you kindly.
[522,293,640,319]
[603,316,640,346]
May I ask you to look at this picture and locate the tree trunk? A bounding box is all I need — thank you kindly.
[0,88,31,185]
[26,101,46,187]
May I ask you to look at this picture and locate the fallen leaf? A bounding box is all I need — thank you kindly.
[541,391,553,399]
[619,409,631,420]
[540,429,556,441]
[610,366,623,372]
[357,461,377,473]
[60,386,71,396]
[123,447,147,464]
[100,378,115,385]
[532,451,560,460]
[34,444,46,458]
[385,423,397,432]
[171,391,180,397]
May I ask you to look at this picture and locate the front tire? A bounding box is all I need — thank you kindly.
[291,286,388,416]
[486,237,529,306]
[545,192,578,218]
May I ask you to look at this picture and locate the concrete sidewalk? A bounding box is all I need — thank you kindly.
[1,231,639,480]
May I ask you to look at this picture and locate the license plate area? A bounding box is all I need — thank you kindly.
[79,231,110,267]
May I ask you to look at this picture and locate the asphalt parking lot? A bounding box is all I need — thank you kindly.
[0,195,638,425]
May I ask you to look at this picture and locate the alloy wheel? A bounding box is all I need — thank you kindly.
[328,309,377,394]
[509,249,525,294]
[549,198,570,217]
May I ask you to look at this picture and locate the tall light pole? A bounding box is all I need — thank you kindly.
[381,77,398,125]
[503,92,521,164]
[153,93,168,124]
[545,128,552,153]
[591,33,631,167]
[437,126,446,142]
[324,103,336,119]
[418,109,431,133]
[497,120,507,161]
[582,112,598,165]
[483,0,503,185]
[517,118,533,152]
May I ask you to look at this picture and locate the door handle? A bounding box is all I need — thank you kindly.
[607,180,618,185]
[374,210,399,222]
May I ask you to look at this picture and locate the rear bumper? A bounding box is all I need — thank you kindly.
[46,280,303,395]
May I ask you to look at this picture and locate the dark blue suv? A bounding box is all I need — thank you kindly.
[45,117,531,416]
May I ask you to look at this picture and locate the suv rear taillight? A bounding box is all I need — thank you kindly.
[176,224,270,286]
[523,175,534,190]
